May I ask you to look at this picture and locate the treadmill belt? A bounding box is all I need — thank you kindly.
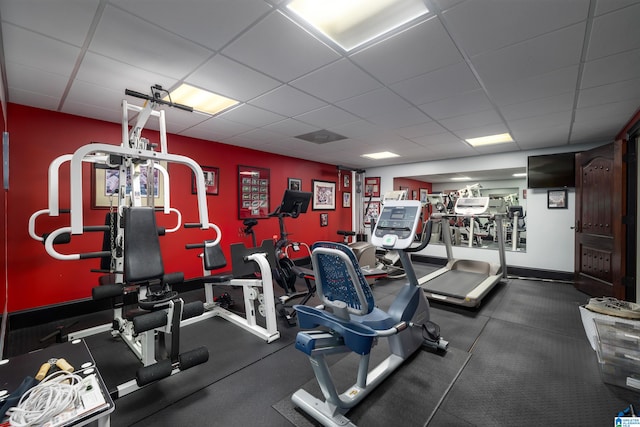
[424,270,488,298]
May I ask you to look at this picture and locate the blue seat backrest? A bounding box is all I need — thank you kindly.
[124,207,164,283]
[311,241,375,316]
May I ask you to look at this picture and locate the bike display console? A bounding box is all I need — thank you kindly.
[371,200,422,250]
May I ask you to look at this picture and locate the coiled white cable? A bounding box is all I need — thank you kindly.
[7,370,84,427]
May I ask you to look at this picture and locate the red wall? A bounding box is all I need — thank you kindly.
[4,104,352,313]
[1,101,5,318]
[393,177,431,199]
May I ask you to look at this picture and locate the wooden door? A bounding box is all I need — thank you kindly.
[574,141,626,298]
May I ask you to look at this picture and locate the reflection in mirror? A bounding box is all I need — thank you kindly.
[394,168,527,252]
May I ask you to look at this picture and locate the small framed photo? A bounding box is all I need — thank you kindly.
[288,177,302,191]
[342,192,351,208]
[320,213,328,227]
[364,201,381,224]
[547,189,567,209]
[312,180,336,210]
[364,177,381,197]
[193,165,219,195]
[343,173,350,188]
[419,188,429,203]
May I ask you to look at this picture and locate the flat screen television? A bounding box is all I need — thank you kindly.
[527,152,576,188]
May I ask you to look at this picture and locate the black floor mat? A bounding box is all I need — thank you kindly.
[273,344,470,427]
[439,319,636,426]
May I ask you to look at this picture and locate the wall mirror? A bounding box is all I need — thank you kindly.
[394,167,527,253]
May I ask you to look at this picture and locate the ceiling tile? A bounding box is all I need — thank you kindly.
[489,66,579,107]
[472,23,586,87]
[74,52,177,95]
[441,112,505,134]
[180,116,253,141]
[89,5,213,80]
[419,89,493,120]
[366,107,431,129]
[221,10,339,82]
[218,103,286,127]
[110,0,271,50]
[187,55,280,102]
[578,78,640,108]
[351,17,463,85]
[249,85,326,118]
[512,125,571,149]
[294,106,360,129]
[390,61,480,106]
[262,118,317,137]
[501,92,575,121]
[587,2,640,60]
[581,49,640,89]
[290,58,382,103]
[442,0,589,57]
[395,121,448,139]
[337,88,412,119]
[5,62,68,100]
[2,24,80,76]
[509,111,573,132]
[0,0,100,47]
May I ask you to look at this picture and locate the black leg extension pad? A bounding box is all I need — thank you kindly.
[133,310,168,334]
[92,284,123,300]
[178,346,209,371]
[181,301,205,320]
[136,359,172,387]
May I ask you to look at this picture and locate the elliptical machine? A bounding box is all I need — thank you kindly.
[291,200,448,426]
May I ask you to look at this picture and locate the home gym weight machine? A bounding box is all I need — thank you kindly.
[291,200,448,427]
[29,86,219,396]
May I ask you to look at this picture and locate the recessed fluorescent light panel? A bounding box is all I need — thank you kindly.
[451,176,471,181]
[512,172,527,177]
[166,83,239,116]
[286,0,429,52]
[362,151,400,160]
[465,133,514,147]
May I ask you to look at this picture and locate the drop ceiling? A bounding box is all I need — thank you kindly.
[1,0,639,170]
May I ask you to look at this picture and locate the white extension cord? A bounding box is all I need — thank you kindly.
[7,370,84,427]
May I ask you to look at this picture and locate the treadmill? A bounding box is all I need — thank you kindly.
[418,196,508,307]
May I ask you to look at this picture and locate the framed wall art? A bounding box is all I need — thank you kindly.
[288,177,302,191]
[364,177,381,197]
[192,165,219,195]
[547,189,567,209]
[364,200,380,224]
[312,180,336,210]
[320,213,328,227]
[92,162,166,209]
[342,192,351,208]
[238,165,270,219]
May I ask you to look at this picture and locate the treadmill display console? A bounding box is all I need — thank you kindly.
[371,200,422,249]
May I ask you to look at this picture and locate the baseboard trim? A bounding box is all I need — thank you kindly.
[411,255,574,282]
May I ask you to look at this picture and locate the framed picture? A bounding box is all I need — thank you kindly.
[364,201,380,224]
[364,177,381,197]
[420,188,429,203]
[288,177,302,191]
[312,180,336,210]
[320,213,328,227]
[343,173,350,188]
[342,192,351,208]
[92,162,166,209]
[548,189,568,209]
[412,190,418,200]
[192,166,219,195]
[238,165,270,219]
